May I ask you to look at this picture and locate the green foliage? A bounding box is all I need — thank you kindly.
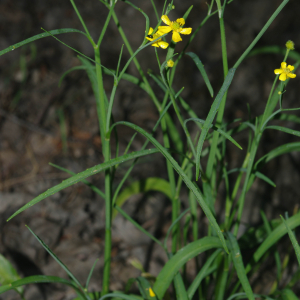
[1,0,300,299]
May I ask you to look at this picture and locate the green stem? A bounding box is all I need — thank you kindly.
[94,46,112,296]
[70,0,96,47]
[205,15,228,181]
[233,0,290,69]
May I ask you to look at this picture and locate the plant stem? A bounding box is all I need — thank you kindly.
[94,46,112,296]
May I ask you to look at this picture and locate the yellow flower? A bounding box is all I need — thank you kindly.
[146,27,169,49]
[148,287,156,298]
[158,15,192,42]
[274,62,296,81]
[167,59,174,67]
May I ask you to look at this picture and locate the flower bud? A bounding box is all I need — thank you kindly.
[167,59,174,67]
[285,40,295,50]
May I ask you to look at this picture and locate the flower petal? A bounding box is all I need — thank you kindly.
[287,65,295,71]
[161,15,171,25]
[281,62,287,69]
[279,73,287,81]
[158,26,172,34]
[172,31,182,42]
[146,37,153,42]
[148,27,154,35]
[176,18,185,26]
[158,41,169,49]
[287,73,296,78]
[151,42,160,48]
[179,27,192,35]
[274,68,283,74]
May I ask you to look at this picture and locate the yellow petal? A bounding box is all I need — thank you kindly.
[149,288,155,297]
[279,73,287,81]
[158,26,172,34]
[176,18,185,26]
[158,41,169,49]
[148,27,154,35]
[287,65,295,71]
[281,62,287,69]
[172,31,182,42]
[161,15,171,25]
[146,37,153,42]
[179,27,192,35]
[151,42,160,48]
[287,73,296,78]
[274,68,283,74]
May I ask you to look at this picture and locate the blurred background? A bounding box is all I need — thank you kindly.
[1,0,300,299]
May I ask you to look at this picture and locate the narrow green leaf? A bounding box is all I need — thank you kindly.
[49,163,105,199]
[280,288,299,300]
[227,233,255,300]
[0,275,77,294]
[255,142,300,170]
[136,277,154,300]
[185,118,242,150]
[111,121,228,253]
[152,237,222,299]
[164,208,190,249]
[0,254,21,285]
[173,273,189,300]
[266,125,300,138]
[186,52,214,97]
[99,293,142,300]
[248,46,300,62]
[7,148,159,221]
[187,249,222,299]
[85,259,99,289]
[280,215,300,267]
[0,28,86,57]
[196,68,236,180]
[246,213,300,273]
[26,226,85,292]
[113,177,172,219]
[254,171,276,187]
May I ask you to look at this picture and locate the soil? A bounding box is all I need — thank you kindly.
[1,0,300,299]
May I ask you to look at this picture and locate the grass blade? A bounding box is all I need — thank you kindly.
[0,275,78,294]
[266,125,300,138]
[227,233,255,300]
[7,148,159,221]
[0,29,86,57]
[111,121,228,253]
[195,68,236,180]
[152,237,222,299]
[26,226,86,292]
[280,215,300,267]
[186,52,214,97]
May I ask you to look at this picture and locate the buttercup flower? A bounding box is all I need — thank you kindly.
[274,62,296,81]
[146,27,169,49]
[158,15,192,42]
[167,59,174,67]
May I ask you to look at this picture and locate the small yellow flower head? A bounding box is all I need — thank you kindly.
[274,62,296,81]
[148,287,156,298]
[167,59,174,67]
[285,40,295,51]
[158,15,192,43]
[278,91,282,95]
[146,27,169,49]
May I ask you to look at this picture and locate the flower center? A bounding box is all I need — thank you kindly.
[283,68,290,74]
[171,21,181,31]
